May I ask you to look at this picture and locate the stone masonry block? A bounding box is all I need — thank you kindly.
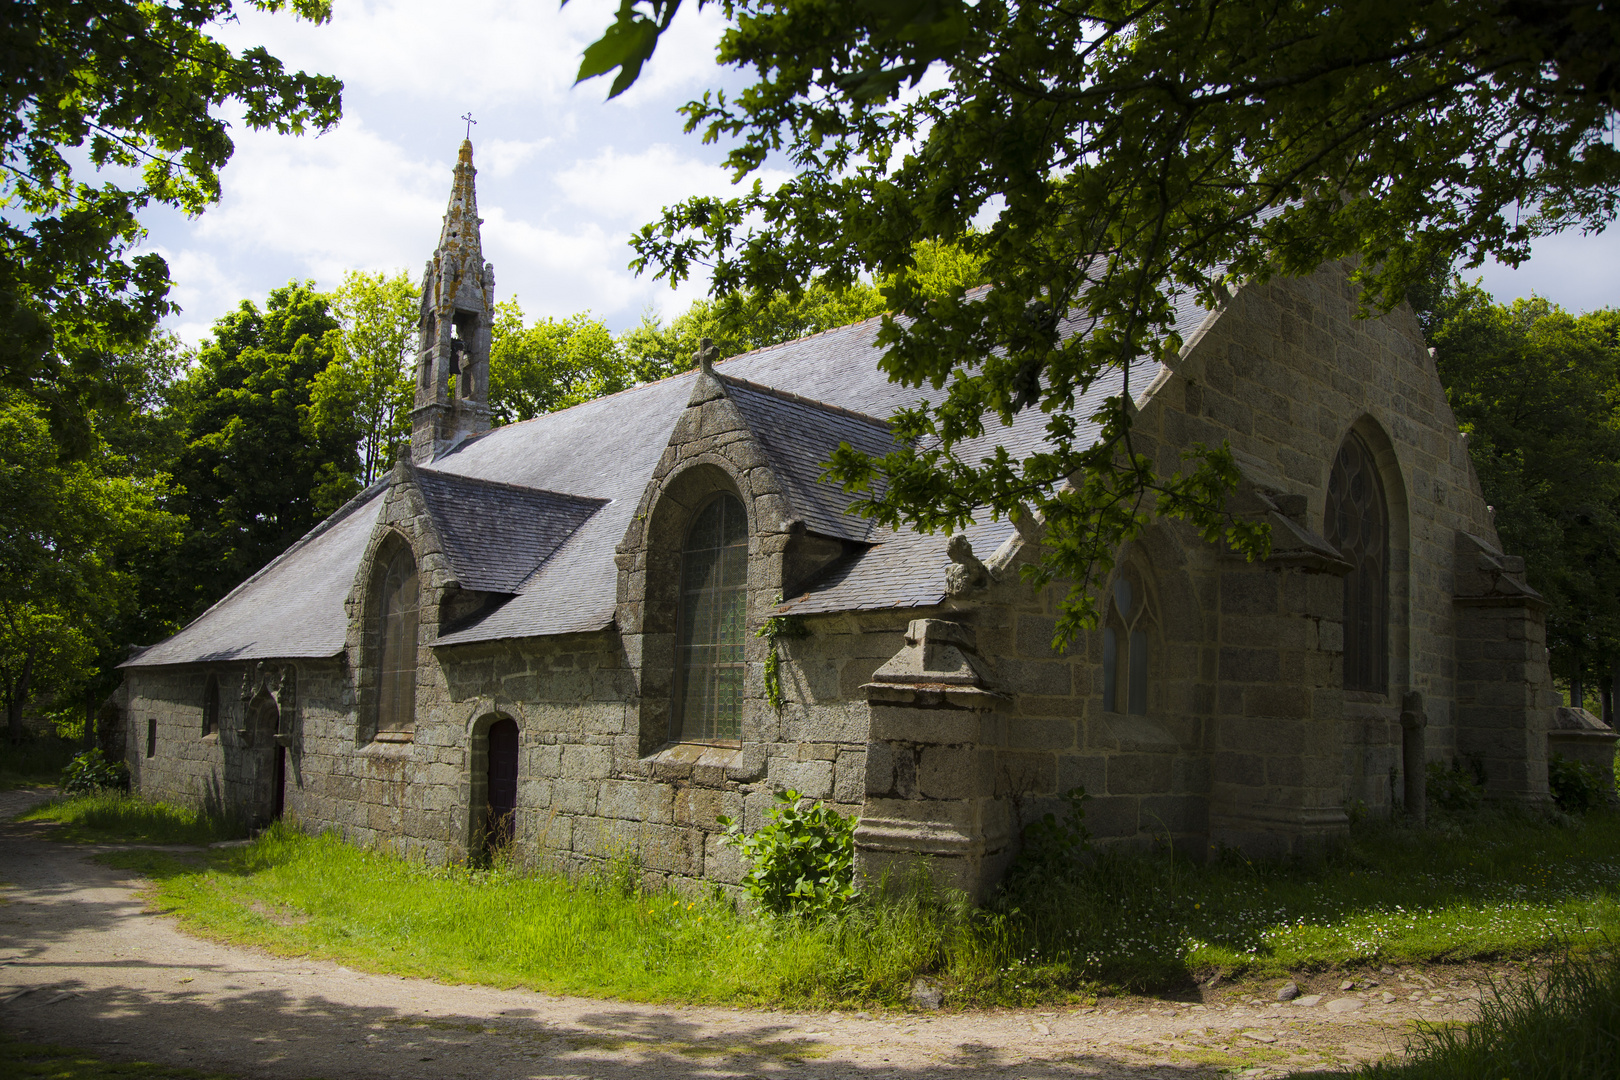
[771,758,834,799]
[1107,753,1174,795]
[598,779,675,824]
[1219,647,1279,683]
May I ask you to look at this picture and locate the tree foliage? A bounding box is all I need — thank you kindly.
[1,0,342,451]
[1432,280,1620,699]
[581,0,1620,644]
[165,281,355,619]
[489,301,633,425]
[0,392,178,740]
[309,271,419,485]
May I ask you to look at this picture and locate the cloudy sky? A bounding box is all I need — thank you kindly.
[139,1,1618,345]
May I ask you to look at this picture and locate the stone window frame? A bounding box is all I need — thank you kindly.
[630,462,762,756]
[358,530,423,744]
[1325,419,1411,702]
[201,674,221,738]
[1102,558,1162,716]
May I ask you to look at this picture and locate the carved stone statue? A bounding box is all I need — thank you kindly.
[944,534,990,596]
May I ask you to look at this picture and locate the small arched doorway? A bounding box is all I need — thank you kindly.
[485,717,519,850]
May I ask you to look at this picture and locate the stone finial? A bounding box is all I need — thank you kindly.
[944,534,990,595]
[866,619,994,689]
[697,337,719,376]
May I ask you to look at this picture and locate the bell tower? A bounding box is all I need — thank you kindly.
[412,138,494,462]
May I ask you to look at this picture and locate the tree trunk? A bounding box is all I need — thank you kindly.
[7,651,33,744]
[1570,644,1584,711]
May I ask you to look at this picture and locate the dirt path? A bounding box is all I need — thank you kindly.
[0,788,1485,1080]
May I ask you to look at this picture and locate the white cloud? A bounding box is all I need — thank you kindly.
[214,0,724,108]
[192,116,443,285]
[1476,227,1620,313]
[480,138,553,179]
[554,143,748,223]
[155,249,250,346]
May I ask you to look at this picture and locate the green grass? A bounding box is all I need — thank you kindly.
[1359,948,1620,1079]
[0,1033,236,1079]
[19,791,246,845]
[982,807,1620,992]
[0,736,79,790]
[99,807,1620,1009]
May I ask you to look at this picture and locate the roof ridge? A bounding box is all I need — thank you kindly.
[716,371,893,429]
[713,311,887,364]
[416,466,608,506]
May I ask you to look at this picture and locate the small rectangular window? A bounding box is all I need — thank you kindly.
[146,718,157,758]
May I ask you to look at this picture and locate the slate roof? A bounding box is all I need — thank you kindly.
[720,375,898,543]
[124,486,386,666]
[126,289,1218,666]
[413,468,606,593]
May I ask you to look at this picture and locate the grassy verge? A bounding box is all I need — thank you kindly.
[19,791,246,845]
[0,1033,234,1079]
[1359,948,1620,1079]
[100,807,1620,1008]
[0,736,79,790]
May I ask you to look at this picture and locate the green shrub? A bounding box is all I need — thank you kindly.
[60,748,129,794]
[1548,753,1607,814]
[1427,759,1485,814]
[718,788,856,917]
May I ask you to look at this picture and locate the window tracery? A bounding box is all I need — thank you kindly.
[1326,430,1389,693]
[674,493,747,743]
[1103,564,1155,715]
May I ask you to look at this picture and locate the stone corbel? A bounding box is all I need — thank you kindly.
[862,618,1003,707]
[1224,468,1351,574]
[1454,531,1546,607]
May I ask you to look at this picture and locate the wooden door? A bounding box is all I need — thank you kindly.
[486,718,519,849]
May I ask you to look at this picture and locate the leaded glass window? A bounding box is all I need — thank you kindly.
[675,494,747,743]
[1103,567,1153,715]
[1325,431,1389,693]
[376,545,420,732]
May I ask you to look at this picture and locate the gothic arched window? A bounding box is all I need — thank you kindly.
[674,493,747,744]
[1326,430,1389,693]
[202,675,220,736]
[1103,565,1155,715]
[376,545,420,733]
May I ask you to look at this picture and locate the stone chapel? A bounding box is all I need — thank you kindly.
[117,140,1570,897]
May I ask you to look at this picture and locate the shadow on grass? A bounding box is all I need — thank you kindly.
[19,792,248,846]
[0,737,78,792]
[980,806,1620,993]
